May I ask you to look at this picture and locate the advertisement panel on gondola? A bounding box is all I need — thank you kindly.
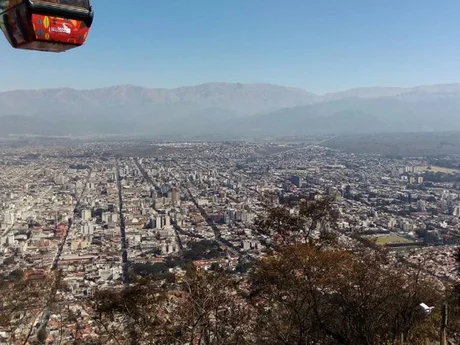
[32,14,88,44]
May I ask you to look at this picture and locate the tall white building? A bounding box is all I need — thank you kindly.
[81,223,94,236]
[453,205,460,217]
[82,209,92,221]
[154,215,171,229]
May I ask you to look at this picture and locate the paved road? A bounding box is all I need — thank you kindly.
[115,159,130,287]
[36,168,92,343]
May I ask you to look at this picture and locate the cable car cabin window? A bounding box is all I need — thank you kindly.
[0,15,14,45]
[32,0,90,9]
[5,9,25,45]
[17,3,32,41]
[0,0,25,14]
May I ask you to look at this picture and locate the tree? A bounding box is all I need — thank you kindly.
[7,269,24,281]
[88,269,253,345]
[167,268,253,345]
[254,195,338,247]
[249,244,441,345]
[0,272,53,345]
[87,276,170,345]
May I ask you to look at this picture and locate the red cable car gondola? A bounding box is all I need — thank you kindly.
[0,0,93,52]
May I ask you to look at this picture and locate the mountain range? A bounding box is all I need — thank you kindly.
[2,82,460,138]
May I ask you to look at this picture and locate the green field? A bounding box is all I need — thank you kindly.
[417,166,459,174]
[374,236,412,245]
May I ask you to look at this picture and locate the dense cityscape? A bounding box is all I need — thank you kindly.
[2,0,460,343]
[1,138,460,344]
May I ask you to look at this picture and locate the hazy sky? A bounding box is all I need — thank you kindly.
[1,0,460,93]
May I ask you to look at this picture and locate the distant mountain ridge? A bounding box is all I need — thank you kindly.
[2,82,460,138]
[0,83,318,116]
